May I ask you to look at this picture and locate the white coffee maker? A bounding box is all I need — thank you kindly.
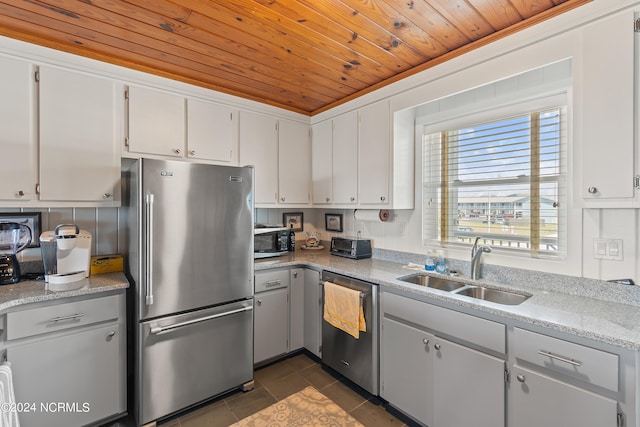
[40,224,92,284]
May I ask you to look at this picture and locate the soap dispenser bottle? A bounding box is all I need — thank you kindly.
[435,251,448,274]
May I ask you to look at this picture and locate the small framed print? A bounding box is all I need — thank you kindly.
[325,213,343,232]
[283,212,304,232]
[0,212,42,248]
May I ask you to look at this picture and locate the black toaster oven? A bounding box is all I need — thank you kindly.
[330,237,372,259]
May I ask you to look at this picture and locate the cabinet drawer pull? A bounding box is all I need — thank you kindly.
[265,280,282,288]
[422,338,430,345]
[516,374,526,383]
[434,343,441,350]
[537,350,582,367]
[587,186,598,194]
[49,313,85,323]
[103,193,112,199]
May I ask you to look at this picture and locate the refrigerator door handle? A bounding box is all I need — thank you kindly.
[149,305,253,335]
[145,193,155,306]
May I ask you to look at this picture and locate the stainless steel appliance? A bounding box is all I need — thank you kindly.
[40,224,92,284]
[330,237,372,259]
[254,225,288,258]
[0,222,31,285]
[321,271,379,395]
[121,158,255,426]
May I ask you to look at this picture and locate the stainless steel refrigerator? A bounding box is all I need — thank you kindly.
[121,158,254,426]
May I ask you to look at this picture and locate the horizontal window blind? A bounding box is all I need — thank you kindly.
[423,107,567,256]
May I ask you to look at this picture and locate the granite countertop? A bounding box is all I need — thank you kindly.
[0,272,129,312]
[256,249,640,351]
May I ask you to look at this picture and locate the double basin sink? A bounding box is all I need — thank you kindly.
[397,273,530,305]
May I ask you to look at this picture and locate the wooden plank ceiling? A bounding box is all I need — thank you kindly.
[0,0,589,115]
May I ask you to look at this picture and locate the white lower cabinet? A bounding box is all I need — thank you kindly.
[254,269,290,364]
[510,365,617,427]
[3,293,126,427]
[381,317,434,425]
[432,337,505,427]
[303,269,322,358]
[509,327,626,427]
[381,291,506,427]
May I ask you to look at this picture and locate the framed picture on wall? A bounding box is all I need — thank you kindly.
[283,212,304,232]
[0,212,42,248]
[325,213,343,232]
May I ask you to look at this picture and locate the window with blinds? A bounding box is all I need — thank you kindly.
[423,106,567,256]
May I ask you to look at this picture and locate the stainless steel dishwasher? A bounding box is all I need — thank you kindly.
[321,271,379,395]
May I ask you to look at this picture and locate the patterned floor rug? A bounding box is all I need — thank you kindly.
[230,386,365,427]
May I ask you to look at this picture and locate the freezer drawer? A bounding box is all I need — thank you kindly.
[137,299,253,425]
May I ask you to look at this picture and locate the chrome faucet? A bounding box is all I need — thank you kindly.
[471,237,492,280]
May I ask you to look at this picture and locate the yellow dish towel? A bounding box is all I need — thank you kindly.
[323,281,366,339]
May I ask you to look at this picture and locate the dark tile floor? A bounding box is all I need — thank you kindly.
[114,352,412,427]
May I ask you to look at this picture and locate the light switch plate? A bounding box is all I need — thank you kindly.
[593,238,623,261]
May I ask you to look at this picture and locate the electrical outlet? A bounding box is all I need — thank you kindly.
[593,238,623,261]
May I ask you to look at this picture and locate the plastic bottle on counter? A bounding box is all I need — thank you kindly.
[288,224,296,252]
[425,251,436,271]
[435,251,448,274]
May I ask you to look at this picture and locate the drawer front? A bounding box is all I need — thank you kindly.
[383,292,505,354]
[7,295,121,340]
[513,328,619,392]
[255,269,289,293]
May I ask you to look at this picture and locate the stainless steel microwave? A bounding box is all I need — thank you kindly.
[254,225,289,259]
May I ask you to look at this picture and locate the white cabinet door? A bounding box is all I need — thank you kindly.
[239,111,278,205]
[278,120,310,204]
[289,268,304,351]
[127,85,185,157]
[332,111,358,205]
[381,317,434,426]
[358,100,390,205]
[10,324,124,427]
[433,337,505,427]
[186,98,236,163]
[311,120,333,204]
[0,57,35,202]
[581,10,635,203]
[303,269,322,358]
[254,288,289,363]
[39,66,119,202]
[510,366,618,427]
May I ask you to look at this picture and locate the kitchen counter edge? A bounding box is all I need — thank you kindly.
[0,272,129,313]
[256,253,640,351]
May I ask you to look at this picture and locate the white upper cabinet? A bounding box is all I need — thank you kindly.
[0,57,35,202]
[332,111,359,205]
[186,98,237,163]
[278,120,310,204]
[311,120,333,204]
[358,100,390,205]
[39,66,119,203]
[580,10,637,206]
[127,85,185,158]
[239,111,279,205]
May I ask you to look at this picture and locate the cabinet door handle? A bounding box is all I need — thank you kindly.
[189,150,196,156]
[16,190,25,197]
[434,343,441,350]
[350,197,355,202]
[516,374,526,383]
[256,299,262,305]
[103,193,112,199]
[587,186,598,194]
[173,148,182,154]
[380,196,386,201]
[422,338,430,345]
[106,331,116,341]
[325,197,330,202]
[49,313,85,323]
[281,197,286,202]
[537,350,582,367]
[265,280,282,288]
